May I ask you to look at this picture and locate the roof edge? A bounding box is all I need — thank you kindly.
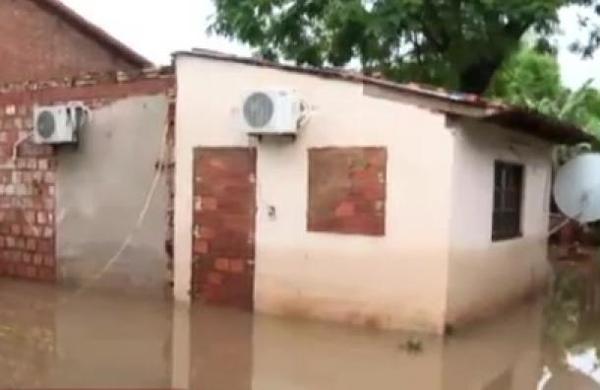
[174,49,502,110]
[0,66,174,96]
[174,49,594,146]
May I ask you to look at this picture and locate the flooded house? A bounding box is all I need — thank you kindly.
[172,50,593,334]
[0,44,592,335]
[0,67,175,295]
[0,0,174,297]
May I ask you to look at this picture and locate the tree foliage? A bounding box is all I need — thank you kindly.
[210,0,600,93]
[489,47,600,166]
[488,48,564,107]
[489,48,600,139]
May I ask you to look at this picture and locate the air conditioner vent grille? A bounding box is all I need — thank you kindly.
[243,92,274,128]
[36,110,56,139]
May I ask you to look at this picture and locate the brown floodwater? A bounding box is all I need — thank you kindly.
[1,259,600,389]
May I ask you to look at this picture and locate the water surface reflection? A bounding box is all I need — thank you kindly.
[1,260,599,389]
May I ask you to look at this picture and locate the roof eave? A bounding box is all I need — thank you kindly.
[480,109,596,145]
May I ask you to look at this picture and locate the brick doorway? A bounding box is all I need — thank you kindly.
[192,147,256,310]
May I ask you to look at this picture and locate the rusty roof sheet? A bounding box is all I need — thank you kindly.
[175,49,594,145]
[35,0,152,68]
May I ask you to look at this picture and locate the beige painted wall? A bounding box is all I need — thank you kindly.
[174,56,455,333]
[446,118,553,325]
[57,95,169,296]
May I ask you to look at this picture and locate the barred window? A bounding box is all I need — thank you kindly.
[492,161,524,241]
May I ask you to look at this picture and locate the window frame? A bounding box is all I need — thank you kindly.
[492,161,525,242]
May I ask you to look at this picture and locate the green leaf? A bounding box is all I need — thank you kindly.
[211,0,600,93]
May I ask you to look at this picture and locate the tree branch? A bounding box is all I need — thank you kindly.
[421,0,450,50]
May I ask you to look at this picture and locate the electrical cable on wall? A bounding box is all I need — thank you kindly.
[297,99,313,130]
[67,118,170,298]
[12,133,33,161]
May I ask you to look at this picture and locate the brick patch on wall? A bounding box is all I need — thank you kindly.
[308,147,387,236]
[0,104,56,281]
[192,147,257,309]
[164,101,176,277]
[0,68,175,282]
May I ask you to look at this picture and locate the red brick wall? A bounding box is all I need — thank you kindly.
[0,69,174,282]
[165,102,176,275]
[0,0,141,83]
[192,148,257,309]
[308,147,387,236]
[0,106,56,280]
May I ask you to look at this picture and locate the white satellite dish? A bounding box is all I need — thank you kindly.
[554,153,600,223]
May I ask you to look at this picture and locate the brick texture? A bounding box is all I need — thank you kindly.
[0,68,175,282]
[0,103,56,281]
[308,147,387,236]
[192,148,257,309]
[0,0,142,83]
[164,101,176,274]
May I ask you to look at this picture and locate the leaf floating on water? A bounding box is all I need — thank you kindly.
[398,337,423,354]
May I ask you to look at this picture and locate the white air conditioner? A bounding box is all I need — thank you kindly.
[33,102,89,144]
[239,89,306,135]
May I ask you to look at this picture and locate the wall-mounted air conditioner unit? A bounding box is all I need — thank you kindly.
[239,89,307,136]
[33,102,89,144]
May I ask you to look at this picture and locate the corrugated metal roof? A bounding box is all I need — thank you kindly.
[175,49,594,145]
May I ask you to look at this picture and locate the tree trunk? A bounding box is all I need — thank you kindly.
[458,59,503,94]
